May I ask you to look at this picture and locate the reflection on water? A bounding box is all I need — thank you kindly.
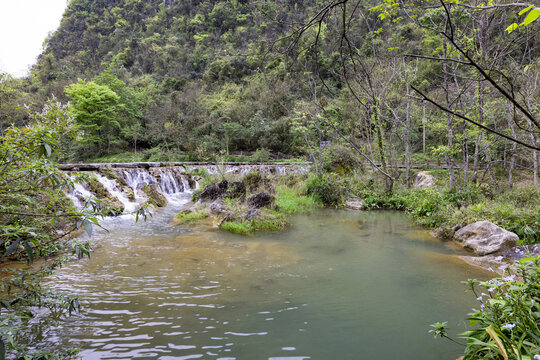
[39,201,490,360]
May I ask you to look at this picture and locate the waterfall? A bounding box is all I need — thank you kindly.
[65,163,309,214]
[65,183,95,208]
[95,174,139,212]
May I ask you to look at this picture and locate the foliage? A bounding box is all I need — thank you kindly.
[174,209,208,223]
[304,174,345,206]
[433,258,540,359]
[275,186,317,214]
[0,100,107,358]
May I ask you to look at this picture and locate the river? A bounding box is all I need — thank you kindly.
[36,196,489,359]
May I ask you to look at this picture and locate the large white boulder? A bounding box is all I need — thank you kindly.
[414,171,436,188]
[454,220,519,256]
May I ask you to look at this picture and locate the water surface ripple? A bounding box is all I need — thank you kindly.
[40,202,489,360]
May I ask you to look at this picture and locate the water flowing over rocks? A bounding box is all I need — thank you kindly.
[414,171,436,188]
[454,220,519,256]
[63,163,309,215]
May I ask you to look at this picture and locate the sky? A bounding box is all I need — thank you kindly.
[0,0,69,77]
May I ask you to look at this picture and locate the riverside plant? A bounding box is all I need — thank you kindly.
[431,257,540,359]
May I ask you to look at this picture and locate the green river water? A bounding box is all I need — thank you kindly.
[38,196,489,359]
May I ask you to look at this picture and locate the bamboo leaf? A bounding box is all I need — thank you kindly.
[5,239,21,256]
[519,4,535,15]
[521,8,540,26]
[486,325,508,360]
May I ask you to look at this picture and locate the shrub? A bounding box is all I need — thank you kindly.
[251,148,270,162]
[304,175,344,206]
[321,144,359,174]
[432,258,540,359]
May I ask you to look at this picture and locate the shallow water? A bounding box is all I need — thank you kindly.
[39,200,489,359]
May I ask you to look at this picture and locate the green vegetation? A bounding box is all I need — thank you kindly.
[1,0,540,358]
[431,258,540,359]
[0,101,103,358]
[275,186,317,214]
[174,209,208,224]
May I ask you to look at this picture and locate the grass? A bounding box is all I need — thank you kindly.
[174,209,208,223]
[220,221,254,235]
[219,212,288,235]
[275,186,317,214]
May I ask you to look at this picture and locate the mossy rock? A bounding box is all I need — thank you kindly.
[86,176,125,215]
[142,184,167,207]
[242,172,263,192]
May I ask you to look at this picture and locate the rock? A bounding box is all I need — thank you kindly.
[225,181,246,199]
[414,171,436,188]
[242,172,263,192]
[430,226,454,241]
[209,200,227,215]
[248,192,274,209]
[85,177,124,215]
[345,200,363,210]
[243,208,262,220]
[454,220,519,256]
[218,180,229,191]
[452,224,465,232]
[199,184,225,202]
[142,184,168,207]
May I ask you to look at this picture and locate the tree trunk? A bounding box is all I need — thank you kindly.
[472,132,482,184]
[443,36,455,188]
[404,61,412,188]
[508,101,517,189]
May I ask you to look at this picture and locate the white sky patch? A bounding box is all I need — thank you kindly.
[0,0,68,77]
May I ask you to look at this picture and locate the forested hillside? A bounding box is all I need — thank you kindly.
[0,0,539,189]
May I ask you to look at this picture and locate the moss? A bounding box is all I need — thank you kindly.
[219,210,287,235]
[142,184,167,207]
[86,176,125,215]
[175,209,208,223]
[220,221,254,235]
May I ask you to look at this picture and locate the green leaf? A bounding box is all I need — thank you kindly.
[521,8,540,26]
[23,240,34,264]
[505,23,518,33]
[83,219,93,237]
[519,4,535,15]
[44,143,52,157]
[0,300,11,309]
[5,239,21,256]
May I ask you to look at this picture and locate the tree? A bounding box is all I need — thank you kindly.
[65,79,120,158]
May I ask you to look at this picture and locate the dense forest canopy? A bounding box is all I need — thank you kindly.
[0,0,538,188]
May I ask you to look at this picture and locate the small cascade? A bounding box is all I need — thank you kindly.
[66,183,95,208]
[95,174,138,212]
[64,163,309,214]
[180,175,192,193]
[121,169,158,197]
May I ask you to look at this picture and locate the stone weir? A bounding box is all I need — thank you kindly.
[62,162,310,216]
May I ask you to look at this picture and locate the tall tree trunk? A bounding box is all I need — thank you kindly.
[529,120,538,185]
[508,101,517,189]
[472,131,482,184]
[404,61,412,188]
[443,36,455,187]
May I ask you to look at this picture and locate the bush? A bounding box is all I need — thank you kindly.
[251,148,271,162]
[432,258,540,359]
[304,175,344,206]
[321,144,359,174]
